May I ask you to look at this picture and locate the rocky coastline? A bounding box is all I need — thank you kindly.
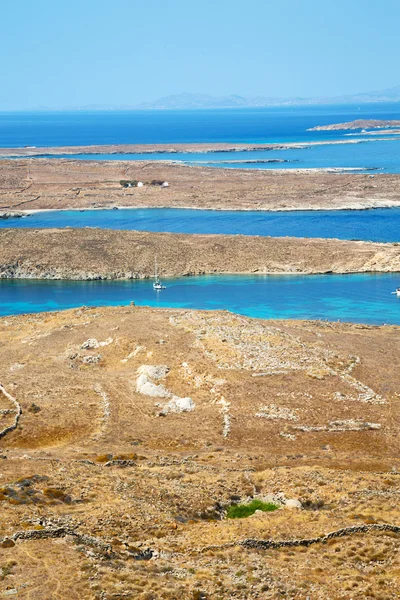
[1,228,399,280]
[0,211,25,219]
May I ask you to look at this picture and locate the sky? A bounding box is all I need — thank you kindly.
[1,0,400,110]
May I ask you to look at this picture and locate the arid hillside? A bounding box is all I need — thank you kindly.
[0,306,399,598]
[1,228,400,279]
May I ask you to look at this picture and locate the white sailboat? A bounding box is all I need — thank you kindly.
[391,288,400,297]
[153,257,166,290]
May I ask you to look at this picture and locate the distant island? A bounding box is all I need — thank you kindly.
[134,85,400,110]
[308,119,400,131]
[11,85,400,112]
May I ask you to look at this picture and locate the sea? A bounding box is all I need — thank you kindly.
[0,274,399,325]
[2,208,400,243]
[1,104,400,322]
[1,103,400,147]
[1,103,400,172]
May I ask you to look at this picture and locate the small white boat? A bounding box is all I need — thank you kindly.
[153,257,166,291]
[391,288,400,297]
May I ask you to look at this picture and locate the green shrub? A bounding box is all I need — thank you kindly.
[226,499,279,519]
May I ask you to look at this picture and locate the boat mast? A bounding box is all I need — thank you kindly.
[154,257,158,281]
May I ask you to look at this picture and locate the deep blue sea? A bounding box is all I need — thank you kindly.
[3,208,400,242]
[1,274,399,324]
[1,104,399,171]
[1,104,400,147]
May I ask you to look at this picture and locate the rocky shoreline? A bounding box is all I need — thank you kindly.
[1,228,399,280]
[0,211,25,219]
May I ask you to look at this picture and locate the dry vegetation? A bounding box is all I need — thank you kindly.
[1,145,400,599]
[1,154,400,212]
[1,227,399,280]
[0,305,399,598]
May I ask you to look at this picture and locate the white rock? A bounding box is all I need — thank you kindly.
[285,499,302,509]
[136,364,195,414]
[81,337,113,350]
[82,354,101,364]
[137,365,169,380]
[160,396,195,415]
[137,377,170,398]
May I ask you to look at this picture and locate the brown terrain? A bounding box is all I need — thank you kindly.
[308,120,400,131]
[0,305,400,599]
[1,155,400,212]
[0,140,391,157]
[1,228,399,279]
[1,146,400,599]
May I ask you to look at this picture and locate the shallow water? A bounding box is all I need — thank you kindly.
[1,274,399,324]
[3,207,400,242]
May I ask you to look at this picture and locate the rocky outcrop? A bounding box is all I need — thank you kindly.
[0,211,25,219]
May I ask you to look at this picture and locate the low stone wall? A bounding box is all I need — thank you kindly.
[240,523,400,550]
[195,523,400,555]
[2,523,400,559]
[1,526,113,554]
[0,384,21,440]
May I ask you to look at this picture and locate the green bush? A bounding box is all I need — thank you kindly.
[226,499,279,519]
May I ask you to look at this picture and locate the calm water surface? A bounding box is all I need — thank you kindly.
[3,208,400,242]
[1,274,399,324]
[1,104,400,147]
[2,105,399,170]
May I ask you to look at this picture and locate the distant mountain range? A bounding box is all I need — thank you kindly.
[13,85,400,112]
[135,86,400,110]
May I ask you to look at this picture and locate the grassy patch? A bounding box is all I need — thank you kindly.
[226,499,279,519]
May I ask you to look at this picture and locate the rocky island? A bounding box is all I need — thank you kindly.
[1,228,399,279]
[1,153,400,212]
[308,119,400,131]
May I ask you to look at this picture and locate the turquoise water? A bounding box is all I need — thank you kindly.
[34,138,400,173]
[3,208,400,242]
[1,106,400,324]
[1,274,399,324]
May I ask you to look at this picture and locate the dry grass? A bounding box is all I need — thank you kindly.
[1,227,399,280]
[0,306,399,598]
[1,154,400,212]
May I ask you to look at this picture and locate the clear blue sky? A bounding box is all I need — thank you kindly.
[1,0,399,110]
